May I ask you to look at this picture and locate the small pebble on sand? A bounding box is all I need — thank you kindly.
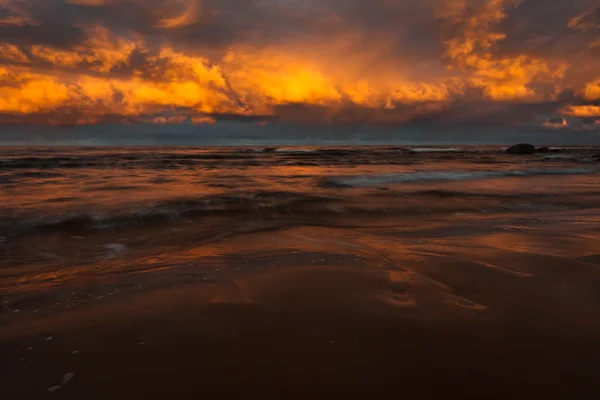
[47,386,61,393]
[27,347,34,351]
[138,342,145,346]
[72,351,78,355]
[62,373,75,385]
[46,336,53,341]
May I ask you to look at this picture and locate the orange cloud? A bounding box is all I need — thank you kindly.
[583,79,600,100]
[0,43,28,63]
[192,116,216,125]
[543,117,568,129]
[561,105,600,117]
[153,116,188,124]
[568,6,600,32]
[0,0,597,130]
[156,0,201,28]
[437,0,567,101]
[0,67,71,115]
[0,0,36,26]
[29,26,140,73]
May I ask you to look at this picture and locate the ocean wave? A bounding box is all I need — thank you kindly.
[541,154,600,163]
[2,182,599,236]
[0,191,341,235]
[238,147,278,153]
[409,148,463,153]
[322,168,596,188]
[275,148,317,153]
[408,147,501,153]
[552,146,600,150]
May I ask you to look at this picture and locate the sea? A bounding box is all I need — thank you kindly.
[2,145,600,314]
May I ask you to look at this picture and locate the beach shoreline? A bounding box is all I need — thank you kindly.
[3,221,600,399]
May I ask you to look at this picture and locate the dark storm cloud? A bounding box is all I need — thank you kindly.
[1,0,600,139]
[269,97,575,129]
[1,0,597,64]
[0,0,446,58]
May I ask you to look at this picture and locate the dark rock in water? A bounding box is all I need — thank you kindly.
[535,147,550,153]
[506,144,535,154]
[264,148,277,153]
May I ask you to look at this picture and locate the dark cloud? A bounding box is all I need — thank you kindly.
[0,0,596,62]
[0,0,446,58]
[1,0,600,140]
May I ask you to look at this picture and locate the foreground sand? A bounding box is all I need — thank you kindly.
[3,218,600,399]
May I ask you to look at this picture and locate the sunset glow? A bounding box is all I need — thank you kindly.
[1,0,599,131]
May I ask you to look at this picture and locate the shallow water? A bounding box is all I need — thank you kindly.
[1,145,600,314]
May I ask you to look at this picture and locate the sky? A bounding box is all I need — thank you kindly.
[1,0,600,144]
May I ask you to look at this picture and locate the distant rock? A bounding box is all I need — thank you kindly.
[535,147,550,153]
[506,144,535,154]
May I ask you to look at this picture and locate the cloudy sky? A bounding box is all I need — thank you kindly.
[1,0,600,144]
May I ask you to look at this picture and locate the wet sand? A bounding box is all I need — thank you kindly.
[3,220,600,399]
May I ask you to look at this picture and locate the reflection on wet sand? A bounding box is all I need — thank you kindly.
[3,211,600,325]
[3,220,600,398]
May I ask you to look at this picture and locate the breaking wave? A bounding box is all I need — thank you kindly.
[0,191,341,235]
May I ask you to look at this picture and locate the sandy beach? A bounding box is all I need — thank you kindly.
[3,216,600,399]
